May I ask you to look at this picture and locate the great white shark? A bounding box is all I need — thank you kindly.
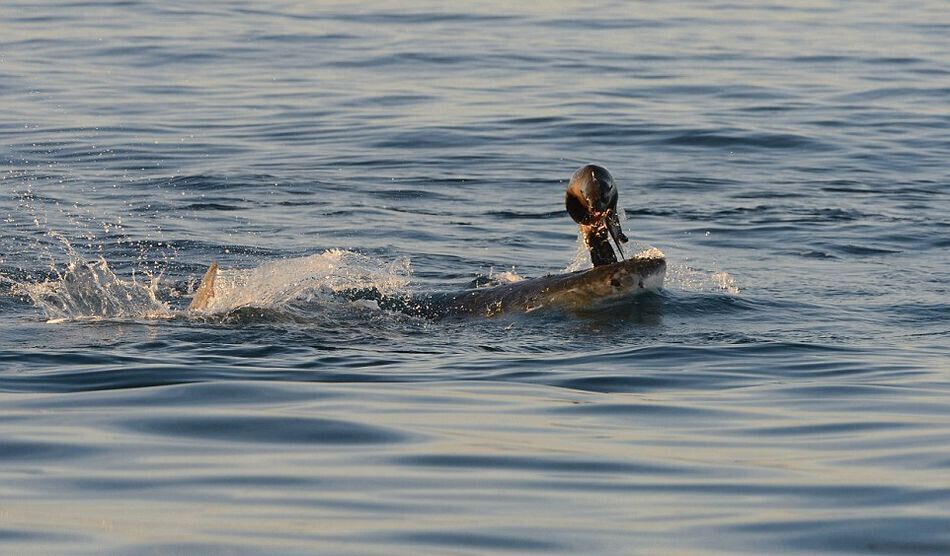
[187,164,665,318]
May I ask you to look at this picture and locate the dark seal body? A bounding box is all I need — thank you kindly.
[565,164,629,267]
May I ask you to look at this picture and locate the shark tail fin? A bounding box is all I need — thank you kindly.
[187,262,219,311]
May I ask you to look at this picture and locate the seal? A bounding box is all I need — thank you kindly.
[565,164,629,267]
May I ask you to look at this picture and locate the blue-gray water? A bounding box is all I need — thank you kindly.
[2,1,949,554]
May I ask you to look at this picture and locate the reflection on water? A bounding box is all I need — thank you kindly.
[2,376,948,554]
[1,0,949,554]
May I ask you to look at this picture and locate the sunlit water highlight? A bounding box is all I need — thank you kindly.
[1,1,948,554]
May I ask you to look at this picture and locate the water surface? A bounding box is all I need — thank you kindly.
[1,1,948,554]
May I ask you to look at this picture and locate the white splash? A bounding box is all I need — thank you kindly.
[712,271,741,295]
[11,253,172,323]
[633,246,665,260]
[197,249,411,314]
[5,229,413,322]
[563,208,666,273]
[666,263,741,295]
[563,231,592,272]
[563,230,665,273]
[486,268,524,286]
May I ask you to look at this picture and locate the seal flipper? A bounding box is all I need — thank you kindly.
[187,262,218,311]
[583,225,619,267]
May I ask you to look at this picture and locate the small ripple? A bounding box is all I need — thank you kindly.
[0,528,83,543]
[550,373,704,393]
[369,128,488,149]
[330,51,479,69]
[742,421,912,438]
[248,32,358,44]
[732,516,950,554]
[788,55,852,64]
[884,302,950,324]
[149,174,282,191]
[340,92,436,108]
[660,290,760,317]
[182,202,243,211]
[336,11,514,25]
[382,530,564,552]
[545,401,744,421]
[660,129,824,150]
[835,86,950,102]
[371,188,460,202]
[394,454,689,475]
[796,250,838,259]
[486,209,564,220]
[0,439,103,461]
[833,244,903,256]
[543,16,665,30]
[124,414,406,445]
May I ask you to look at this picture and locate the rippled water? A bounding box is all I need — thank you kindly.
[2,1,948,554]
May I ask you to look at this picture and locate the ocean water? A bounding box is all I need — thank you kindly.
[1,1,948,553]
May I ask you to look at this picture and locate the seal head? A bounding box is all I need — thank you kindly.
[565,164,629,266]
